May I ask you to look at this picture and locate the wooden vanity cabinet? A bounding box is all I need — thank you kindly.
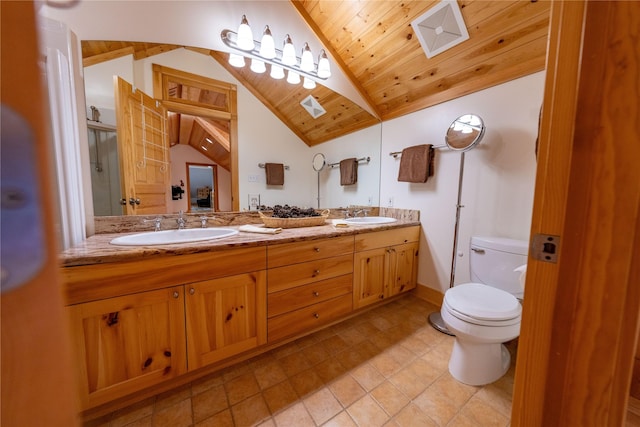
[353,226,420,309]
[266,236,354,342]
[62,246,266,410]
[185,271,266,370]
[67,286,187,409]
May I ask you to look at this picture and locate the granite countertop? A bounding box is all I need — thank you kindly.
[60,220,421,267]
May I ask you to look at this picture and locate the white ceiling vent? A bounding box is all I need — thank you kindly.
[300,95,326,119]
[411,0,470,59]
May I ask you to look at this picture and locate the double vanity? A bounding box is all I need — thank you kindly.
[59,213,420,415]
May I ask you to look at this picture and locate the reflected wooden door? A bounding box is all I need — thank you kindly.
[115,77,169,215]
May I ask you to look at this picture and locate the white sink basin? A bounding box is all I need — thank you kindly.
[110,228,239,246]
[344,216,397,225]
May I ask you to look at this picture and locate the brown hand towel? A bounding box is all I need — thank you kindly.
[397,144,435,183]
[340,158,358,185]
[265,163,284,185]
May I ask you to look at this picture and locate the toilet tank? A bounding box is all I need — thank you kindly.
[469,236,529,298]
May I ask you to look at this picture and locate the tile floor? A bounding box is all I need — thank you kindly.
[85,295,516,427]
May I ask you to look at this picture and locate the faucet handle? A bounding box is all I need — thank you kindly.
[362,208,370,217]
[143,217,162,231]
[199,216,214,228]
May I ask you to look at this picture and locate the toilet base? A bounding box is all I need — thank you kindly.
[448,340,511,386]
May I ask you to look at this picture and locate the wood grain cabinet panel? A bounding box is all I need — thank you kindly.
[353,226,420,309]
[268,294,353,342]
[268,274,353,318]
[267,254,353,293]
[267,235,354,268]
[185,271,267,370]
[67,286,187,409]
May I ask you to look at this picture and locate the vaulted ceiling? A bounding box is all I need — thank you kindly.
[81,0,550,151]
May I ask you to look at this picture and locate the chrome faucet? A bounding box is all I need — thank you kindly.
[143,217,162,232]
[176,210,186,230]
[199,216,213,228]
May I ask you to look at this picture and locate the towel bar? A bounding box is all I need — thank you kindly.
[258,163,290,170]
[327,156,370,168]
[390,145,446,158]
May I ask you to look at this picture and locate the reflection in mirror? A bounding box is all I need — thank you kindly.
[186,163,217,212]
[445,114,485,151]
[87,121,122,216]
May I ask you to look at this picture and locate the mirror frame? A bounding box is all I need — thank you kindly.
[445,114,485,152]
[152,64,239,210]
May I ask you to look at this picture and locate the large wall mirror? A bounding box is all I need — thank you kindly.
[85,61,239,216]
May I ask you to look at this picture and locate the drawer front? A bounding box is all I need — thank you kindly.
[267,254,353,293]
[267,235,354,268]
[354,226,420,251]
[268,274,353,318]
[268,294,353,342]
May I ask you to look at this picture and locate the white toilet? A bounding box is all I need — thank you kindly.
[441,236,528,386]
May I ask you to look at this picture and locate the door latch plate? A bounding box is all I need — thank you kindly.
[531,234,560,263]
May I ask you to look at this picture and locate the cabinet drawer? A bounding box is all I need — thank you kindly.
[354,226,420,251]
[268,294,353,342]
[267,254,353,293]
[267,235,354,268]
[268,274,352,318]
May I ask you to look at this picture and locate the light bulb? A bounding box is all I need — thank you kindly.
[250,58,266,73]
[300,43,314,72]
[303,77,316,89]
[228,53,245,68]
[317,49,331,79]
[282,34,297,66]
[286,70,301,84]
[236,15,255,51]
[270,64,285,79]
[259,25,276,59]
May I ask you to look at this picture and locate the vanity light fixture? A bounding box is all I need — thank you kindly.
[221,16,331,87]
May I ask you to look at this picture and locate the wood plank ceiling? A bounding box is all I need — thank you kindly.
[81,0,550,151]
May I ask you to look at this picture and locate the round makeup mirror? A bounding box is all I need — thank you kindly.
[445,114,485,151]
[312,153,326,172]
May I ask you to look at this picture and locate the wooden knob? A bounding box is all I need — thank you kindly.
[189,288,195,295]
[314,247,320,252]
[313,291,319,297]
[172,291,179,299]
[313,313,320,319]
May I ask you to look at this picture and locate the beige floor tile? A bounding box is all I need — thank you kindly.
[191,372,224,396]
[389,366,428,400]
[279,350,311,377]
[323,410,357,427]
[300,341,331,366]
[328,374,366,408]
[314,356,348,383]
[224,371,260,405]
[320,335,350,355]
[456,394,510,427]
[391,402,439,427]
[370,381,410,416]
[303,387,343,425]
[110,397,155,427]
[347,394,390,427]
[351,363,385,392]
[254,360,288,390]
[370,351,403,378]
[290,368,325,397]
[272,401,315,427]
[475,384,513,418]
[194,408,234,427]
[151,398,192,427]
[336,326,367,345]
[231,393,271,426]
[154,384,191,411]
[191,383,229,422]
[263,379,299,414]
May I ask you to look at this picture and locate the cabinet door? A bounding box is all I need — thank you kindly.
[185,271,266,370]
[67,286,186,409]
[353,247,389,309]
[388,242,419,297]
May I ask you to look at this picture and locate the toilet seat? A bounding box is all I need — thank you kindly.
[444,283,521,327]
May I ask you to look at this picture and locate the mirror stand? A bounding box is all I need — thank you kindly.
[428,115,485,335]
[312,153,326,209]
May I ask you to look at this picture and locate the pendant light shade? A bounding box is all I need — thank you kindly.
[317,50,331,78]
[300,43,314,72]
[259,25,276,59]
[270,64,285,79]
[303,77,316,89]
[250,58,266,73]
[282,34,297,66]
[228,53,246,67]
[236,15,255,50]
[286,70,301,85]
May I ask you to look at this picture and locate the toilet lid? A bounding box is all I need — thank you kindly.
[444,283,522,321]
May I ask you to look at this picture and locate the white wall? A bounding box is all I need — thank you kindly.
[375,72,544,295]
[310,124,382,210]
